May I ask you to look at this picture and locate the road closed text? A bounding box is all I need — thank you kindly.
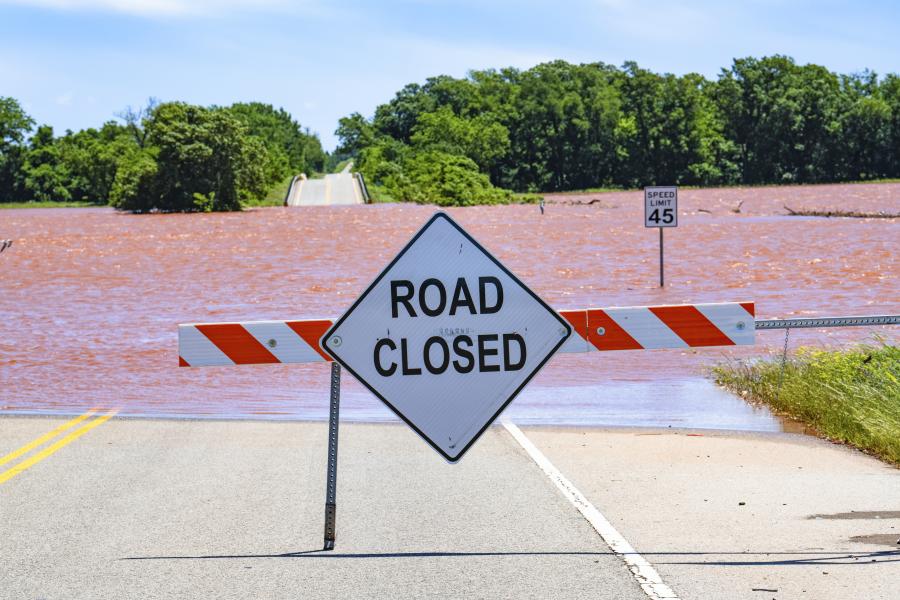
[373,277,526,376]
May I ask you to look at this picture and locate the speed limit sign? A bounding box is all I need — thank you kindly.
[644,186,677,228]
[644,186,677,287]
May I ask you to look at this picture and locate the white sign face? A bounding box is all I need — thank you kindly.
[322,213,571,462]
[644,186,678,227]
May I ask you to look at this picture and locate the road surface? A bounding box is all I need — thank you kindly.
[2,416,898,599]
[285,163,366,206]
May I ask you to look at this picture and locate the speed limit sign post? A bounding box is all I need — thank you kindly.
[644,186,677,287]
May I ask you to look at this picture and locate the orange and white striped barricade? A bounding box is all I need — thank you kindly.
[178,302,756,367]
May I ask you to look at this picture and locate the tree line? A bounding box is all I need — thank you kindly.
[2,55,900,211]
[0,98,325,211]
[337,56,900,205]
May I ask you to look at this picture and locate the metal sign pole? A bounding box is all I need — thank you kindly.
[323,361,341,551]
[659,227,664,287]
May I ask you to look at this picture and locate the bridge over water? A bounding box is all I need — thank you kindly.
[284,163,369,206]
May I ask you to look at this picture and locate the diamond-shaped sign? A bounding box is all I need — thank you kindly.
[322,212,571,462]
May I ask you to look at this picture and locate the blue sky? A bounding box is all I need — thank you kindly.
[2,0,898,150]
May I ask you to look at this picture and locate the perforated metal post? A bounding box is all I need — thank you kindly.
[659,227,664,287]
[323,361,340,551]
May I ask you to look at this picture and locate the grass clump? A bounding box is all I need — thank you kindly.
[713,343,900,465]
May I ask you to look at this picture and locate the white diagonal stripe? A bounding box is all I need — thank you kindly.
[605,307,687,349]
[242,321,326,364]
[695,303,755,346]
[178,325,233,367]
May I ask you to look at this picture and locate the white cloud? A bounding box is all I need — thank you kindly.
[0,0,306,17]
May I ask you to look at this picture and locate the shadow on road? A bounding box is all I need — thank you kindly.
[121,549,900,565]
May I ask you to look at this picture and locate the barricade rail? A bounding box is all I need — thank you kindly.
[755,315,900,330]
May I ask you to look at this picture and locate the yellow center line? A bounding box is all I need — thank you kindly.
[0,409,118,485]
[0,409,98,468]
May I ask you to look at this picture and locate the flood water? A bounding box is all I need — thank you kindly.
[2,182,898,432]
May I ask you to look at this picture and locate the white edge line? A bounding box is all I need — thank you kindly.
[502,420,680,600]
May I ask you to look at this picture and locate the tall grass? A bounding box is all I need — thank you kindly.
[713,344,900,465]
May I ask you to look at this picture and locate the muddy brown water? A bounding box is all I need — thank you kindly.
[2,183,898,430]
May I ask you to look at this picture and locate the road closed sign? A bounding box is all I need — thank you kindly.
[645,186,678,227]
[322,213,571,462]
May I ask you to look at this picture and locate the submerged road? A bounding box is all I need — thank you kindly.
[2,416,898,599]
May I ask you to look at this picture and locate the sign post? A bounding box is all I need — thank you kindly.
[322,362,340,550]
[644,186,678,287]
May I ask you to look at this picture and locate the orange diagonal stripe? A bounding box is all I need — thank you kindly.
[559,310,588,342]
[195,324,280,365]
[286,319,334,361]
[649,305,735,347]
[587,309,643,351]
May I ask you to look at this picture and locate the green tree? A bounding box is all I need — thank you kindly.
[343,57,900,200]
[713,56,843,183]
[616,64,734,186]
[335,112,376,156]
[228,102,325,183]
[22,125,70,202]
[55,122,137,203]
[837,74,892,180]
[0,97,35,201]
[880,74,900,176]
[502,61,623,191]
[110,102,268,212]
[410,106,509,171]
[391,150,511,206]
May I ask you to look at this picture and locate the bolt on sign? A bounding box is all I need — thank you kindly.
[322,213,571,462]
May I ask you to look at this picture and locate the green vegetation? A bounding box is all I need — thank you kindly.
[241,174,296,207]
[338,57,900,205]
[109,102,269,212]
[714,344,900,465]
[4,55,900,210]
[364,182,396,203]
[0,200,94,209]
[228,102,326,187]
[0,97,324,211]
[329,158,352,174]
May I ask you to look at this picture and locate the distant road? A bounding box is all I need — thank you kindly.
[285,163,366,207]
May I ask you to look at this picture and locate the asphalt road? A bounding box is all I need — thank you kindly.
[1,417,898,599]
[285,164,364,206]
